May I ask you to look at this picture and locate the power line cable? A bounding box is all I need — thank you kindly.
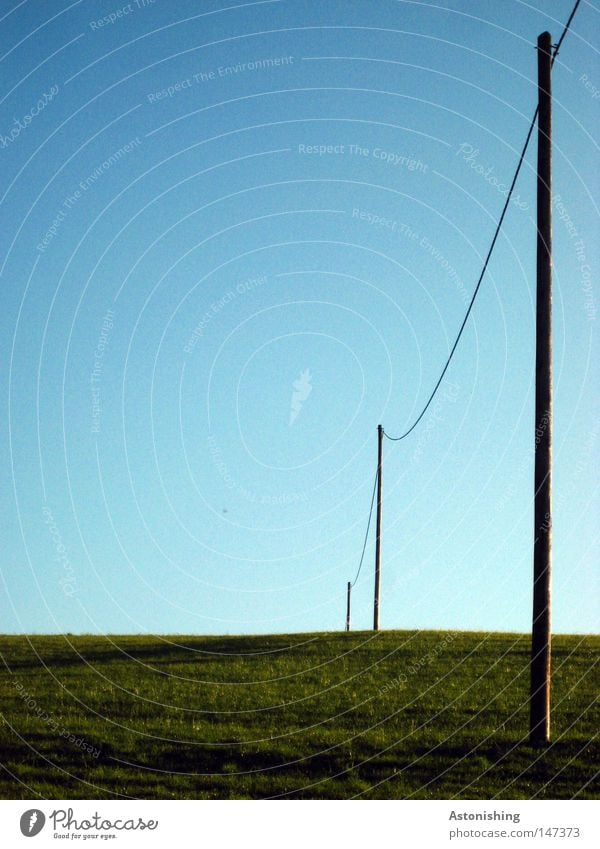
[348,0,582,603]
[552,0,581,63]
[350,467,378,587]
[384,0,581,443]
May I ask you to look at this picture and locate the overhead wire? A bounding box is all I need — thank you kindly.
[551,0,581,63]
[383,0,581,442]
[348,0,582,608]
[350,467,378,587]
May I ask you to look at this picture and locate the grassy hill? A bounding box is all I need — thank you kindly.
[0,630,597,799]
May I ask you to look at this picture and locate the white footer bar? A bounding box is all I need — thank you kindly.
[0,799,598,849]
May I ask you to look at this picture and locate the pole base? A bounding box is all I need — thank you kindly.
[529,732,551,748]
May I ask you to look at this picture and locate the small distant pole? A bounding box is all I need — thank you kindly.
[530,30,553,747]
[373,424,383,630]
[346,582,351,631]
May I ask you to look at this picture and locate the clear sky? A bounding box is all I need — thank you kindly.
[1,0,598,635]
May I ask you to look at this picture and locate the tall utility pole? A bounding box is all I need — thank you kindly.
[346,581,351,632]
[530,30,553,747]
[373,424,383,630]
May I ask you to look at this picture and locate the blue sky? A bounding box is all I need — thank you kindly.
[1,0,598,635]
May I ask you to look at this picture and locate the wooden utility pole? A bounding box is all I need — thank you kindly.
[373,424,383,630]
[346,581,351,631]
[530,30,553,747]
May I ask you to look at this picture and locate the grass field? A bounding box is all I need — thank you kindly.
[0,630,598,799]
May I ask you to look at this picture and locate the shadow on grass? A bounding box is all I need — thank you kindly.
[4,635,334,672]
[2,732,598,799]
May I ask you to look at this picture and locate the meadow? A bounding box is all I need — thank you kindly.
[0,630,597,799]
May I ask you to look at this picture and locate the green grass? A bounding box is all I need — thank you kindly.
[0,630,598,799]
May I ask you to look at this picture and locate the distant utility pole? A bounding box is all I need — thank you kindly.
[530,30,553,747]
[346,581,351,632]
[373,424,383,630]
